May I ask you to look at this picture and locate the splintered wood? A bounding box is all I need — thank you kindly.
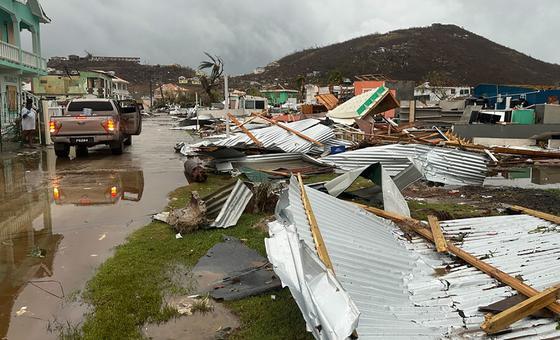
[427,215,447,252]
[296,173,334,271]
[481,285,560,334]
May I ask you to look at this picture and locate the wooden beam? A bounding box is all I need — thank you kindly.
[296,173,334,271]
[253,114,324,146]
[484,149,499,163]
[227,113,263,147]
[481,285,560,334]
[355,203,560,314]
[427,215,448,252]
[509,205,560,225]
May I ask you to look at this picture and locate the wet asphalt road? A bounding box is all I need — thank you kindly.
[0,116,191,339]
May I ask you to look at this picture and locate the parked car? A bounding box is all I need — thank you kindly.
[49,98,142,157]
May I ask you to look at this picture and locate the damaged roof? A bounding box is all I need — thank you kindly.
[266,177,560,339]
[326,86,399,124]
[322,144,488,186]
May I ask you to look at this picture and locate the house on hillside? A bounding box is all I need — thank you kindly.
[0,0,49,129]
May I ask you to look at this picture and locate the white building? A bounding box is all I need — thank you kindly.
[112,77,130,100]
[415,82,472,101]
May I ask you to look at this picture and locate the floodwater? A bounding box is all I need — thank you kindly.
[0,116,192,339]
[484,166,560,189]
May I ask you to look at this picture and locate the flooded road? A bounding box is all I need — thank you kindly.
[0,117,192,339]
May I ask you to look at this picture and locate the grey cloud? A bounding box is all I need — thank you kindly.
[40,0,560,74]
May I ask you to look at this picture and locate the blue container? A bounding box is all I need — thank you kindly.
[330,145,346,154]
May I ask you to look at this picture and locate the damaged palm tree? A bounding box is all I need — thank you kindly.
[198,52,224,103]
[167,191,208,233]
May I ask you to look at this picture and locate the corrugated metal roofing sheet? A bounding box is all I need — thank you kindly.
[211,119,335,154]
[202,179,253,228]
[267,178,560,339]
[322,144,488,185]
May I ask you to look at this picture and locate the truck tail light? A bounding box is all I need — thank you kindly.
[53,187,60,200]
[110,186,118,198]
[49,120,61,134]
[102,118,117,133]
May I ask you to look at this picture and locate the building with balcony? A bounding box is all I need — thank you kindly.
[112,76,130,100]
[0,0,49,130]
[32,70,118,100]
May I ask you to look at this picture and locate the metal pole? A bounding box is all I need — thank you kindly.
[224,75,230,137]
[195,92,199,130]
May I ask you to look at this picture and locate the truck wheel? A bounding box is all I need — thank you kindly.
[76,145,88,157]
[124,136,132,146]
[111,140,124,155]
[54,143,70,158]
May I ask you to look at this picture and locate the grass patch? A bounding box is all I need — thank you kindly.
[408,200,494,221]
[79,174,310,339]
[226,288,313,340]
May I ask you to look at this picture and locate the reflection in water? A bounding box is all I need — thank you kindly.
[0,152,59,338]
[51,170,144,206]
[484,166,560,189]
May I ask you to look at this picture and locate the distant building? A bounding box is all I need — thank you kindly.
[260,87,298,106]
[414,82,472,101]
[32,70,127,99]
[473,83,560,109]
[0,0,50,130]
[112,77,130,100]
[88,55,141,63]
[253,67,265,75]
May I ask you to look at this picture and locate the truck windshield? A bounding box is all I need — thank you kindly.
[67,101,114,115]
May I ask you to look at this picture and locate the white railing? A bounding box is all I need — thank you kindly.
[22,50,38,68]
[0,40,46,72]
[0,40,20,63]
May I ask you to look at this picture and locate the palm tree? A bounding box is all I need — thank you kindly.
[198,52,224,103]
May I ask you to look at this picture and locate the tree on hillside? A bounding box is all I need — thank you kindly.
[198,52,224,103]
[295,75,306,100]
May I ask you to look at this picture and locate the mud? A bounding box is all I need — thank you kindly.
[0,117,194,339]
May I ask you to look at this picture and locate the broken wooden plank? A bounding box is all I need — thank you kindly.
[355,203,560,315]
[484,149,499,163]
[254,114,324,146]
[296,173,334,271]
[427,215,447,252]
[481,285,560,334]
[509,205,560,225]
[227,113,263,147]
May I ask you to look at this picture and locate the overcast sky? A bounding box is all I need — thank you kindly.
[38,0,559,75]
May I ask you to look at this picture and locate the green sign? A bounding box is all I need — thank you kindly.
[356,86,388,116]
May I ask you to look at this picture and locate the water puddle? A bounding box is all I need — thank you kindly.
[0,118,190,339]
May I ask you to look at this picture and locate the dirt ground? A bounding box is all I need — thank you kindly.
[404,182,560,219]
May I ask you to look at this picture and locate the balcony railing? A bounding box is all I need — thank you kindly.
[0,40,47,72]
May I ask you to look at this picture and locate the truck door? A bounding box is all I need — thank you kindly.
[117,100,141,135]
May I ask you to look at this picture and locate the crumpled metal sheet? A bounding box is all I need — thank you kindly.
[323,163,411,217]
[322,144,488,186]
[265,221,360,339]
[202,180,253,228]
[211,119,335,154]
[267,177,559,339]
[268,177,463,339]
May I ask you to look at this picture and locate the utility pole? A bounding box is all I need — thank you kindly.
[224,74,230,137]
[149,69,153,108]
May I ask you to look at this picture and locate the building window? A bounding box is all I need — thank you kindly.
[255,100,265,109]
[245,100,255,109]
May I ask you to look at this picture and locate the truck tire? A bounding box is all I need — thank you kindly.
[111,139,124,155]
[54,143,70,158]
[76,145,89,157]
[124,135,132,146]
